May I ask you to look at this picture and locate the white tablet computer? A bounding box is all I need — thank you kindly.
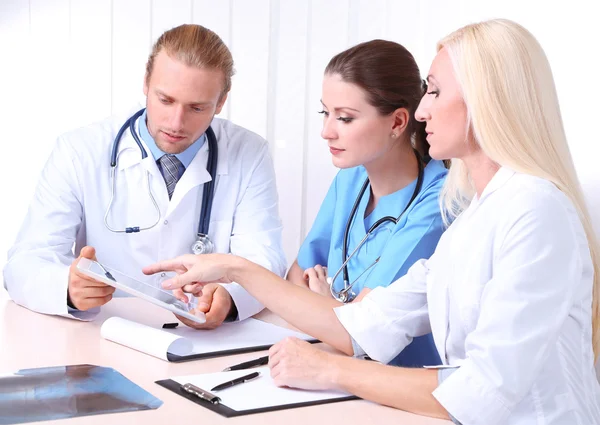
[76,258,206,325]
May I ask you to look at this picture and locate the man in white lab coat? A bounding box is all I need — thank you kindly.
[3,24,286,328]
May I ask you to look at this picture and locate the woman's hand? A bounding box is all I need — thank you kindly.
[142,253,240,291]
[268,337,340,391]
[303,265,332,297]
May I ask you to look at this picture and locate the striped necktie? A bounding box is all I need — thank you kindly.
[157,154,185,200]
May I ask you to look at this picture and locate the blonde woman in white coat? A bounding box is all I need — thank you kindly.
[144,19,600,425]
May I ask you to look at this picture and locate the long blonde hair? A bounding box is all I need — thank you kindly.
[438,19,600,359]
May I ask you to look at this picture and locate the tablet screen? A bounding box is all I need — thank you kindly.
[81,260,192,313]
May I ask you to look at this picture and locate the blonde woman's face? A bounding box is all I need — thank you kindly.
[415,48,471,161]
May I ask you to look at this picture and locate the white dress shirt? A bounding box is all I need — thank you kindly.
[4,108,286,321]
[335,167,600,425]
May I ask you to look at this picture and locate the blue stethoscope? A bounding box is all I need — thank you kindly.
[103,108,218,255]
[327,149,425,302]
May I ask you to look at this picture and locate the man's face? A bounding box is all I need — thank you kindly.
[143,50,227,154]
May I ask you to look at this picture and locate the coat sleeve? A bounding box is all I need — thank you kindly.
[333,256,433,364]
[3,137,98,320]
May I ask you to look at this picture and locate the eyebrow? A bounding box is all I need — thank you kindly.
[426,75,439,85]
[320,99,360,113]
[155,89,213,106]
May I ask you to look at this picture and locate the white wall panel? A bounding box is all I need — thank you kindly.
[303,0,349,239]
[386,0,424,70]
[271,0,310,264]
[112,0,151,114]
[151,0,193,42]
[229,0,270,138]
[350,0,387,45]
[192,0,232,47]
[69,0,112,127]
[0,0,33,262]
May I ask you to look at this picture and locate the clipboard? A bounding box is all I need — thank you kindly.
[155,367,358,417]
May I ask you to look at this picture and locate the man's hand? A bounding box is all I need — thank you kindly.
[175,283,235,330]
[68,246,115,310]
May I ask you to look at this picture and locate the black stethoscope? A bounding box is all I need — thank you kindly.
[103,108,218,255]
[327,149,425,302]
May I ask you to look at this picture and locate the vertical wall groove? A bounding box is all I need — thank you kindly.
[109,0,114,114]
[226,0,234,119]
[149,0,153,48]
[299,0,313,241]
[266,0,280,157]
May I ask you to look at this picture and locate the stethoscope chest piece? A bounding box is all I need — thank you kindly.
[191,233,214,255]
[337,288,355,303]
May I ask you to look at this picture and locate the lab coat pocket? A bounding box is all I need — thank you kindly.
[208,220,233,253]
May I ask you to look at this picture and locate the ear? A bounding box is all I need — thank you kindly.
[391,107,410,136]
[215,92,229,115]
[143,73,149,97]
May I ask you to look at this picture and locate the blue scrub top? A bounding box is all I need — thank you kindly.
[297,159,448,367]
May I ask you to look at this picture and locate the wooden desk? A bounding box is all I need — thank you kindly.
[0,292,448,424]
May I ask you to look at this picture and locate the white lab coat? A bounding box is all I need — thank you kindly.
[335,168,600,425]
[4,107,286,321]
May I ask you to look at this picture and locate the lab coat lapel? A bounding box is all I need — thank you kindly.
[115,130,144,171]
[115,121,164,182]
[167,127,229,215]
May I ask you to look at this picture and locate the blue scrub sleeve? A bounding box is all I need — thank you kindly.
[364,182,445,289]
[296,176,338,270]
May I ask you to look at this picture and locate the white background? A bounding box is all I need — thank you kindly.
[0,0,599,270]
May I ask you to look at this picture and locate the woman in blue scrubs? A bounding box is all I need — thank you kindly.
[286,40,447,367]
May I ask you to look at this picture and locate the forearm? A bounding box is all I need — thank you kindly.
[285,261,306,286]
[331,356,449,420]
[5,255,70,315]
[230,258,353,355]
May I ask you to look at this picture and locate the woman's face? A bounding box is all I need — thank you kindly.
[320,73,405,169]
[415,48,474,161]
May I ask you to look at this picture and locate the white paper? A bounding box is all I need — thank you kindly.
[164,319,317,356]
[171,367,351,411]
[100,317,316,361]
[100,317,192,360]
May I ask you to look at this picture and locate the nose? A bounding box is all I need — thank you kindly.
[320,115,337,140]
[415,96,430,123]
[168,105,186,131]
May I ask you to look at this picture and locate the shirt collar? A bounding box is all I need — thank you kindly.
[139,110,205,168]
[476,166,516,202]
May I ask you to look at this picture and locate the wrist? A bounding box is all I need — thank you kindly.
[66,288,78,310]
[228,255,251,285]
[323,353,346,391]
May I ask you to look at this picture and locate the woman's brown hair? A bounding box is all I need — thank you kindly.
[325,40,429,159]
